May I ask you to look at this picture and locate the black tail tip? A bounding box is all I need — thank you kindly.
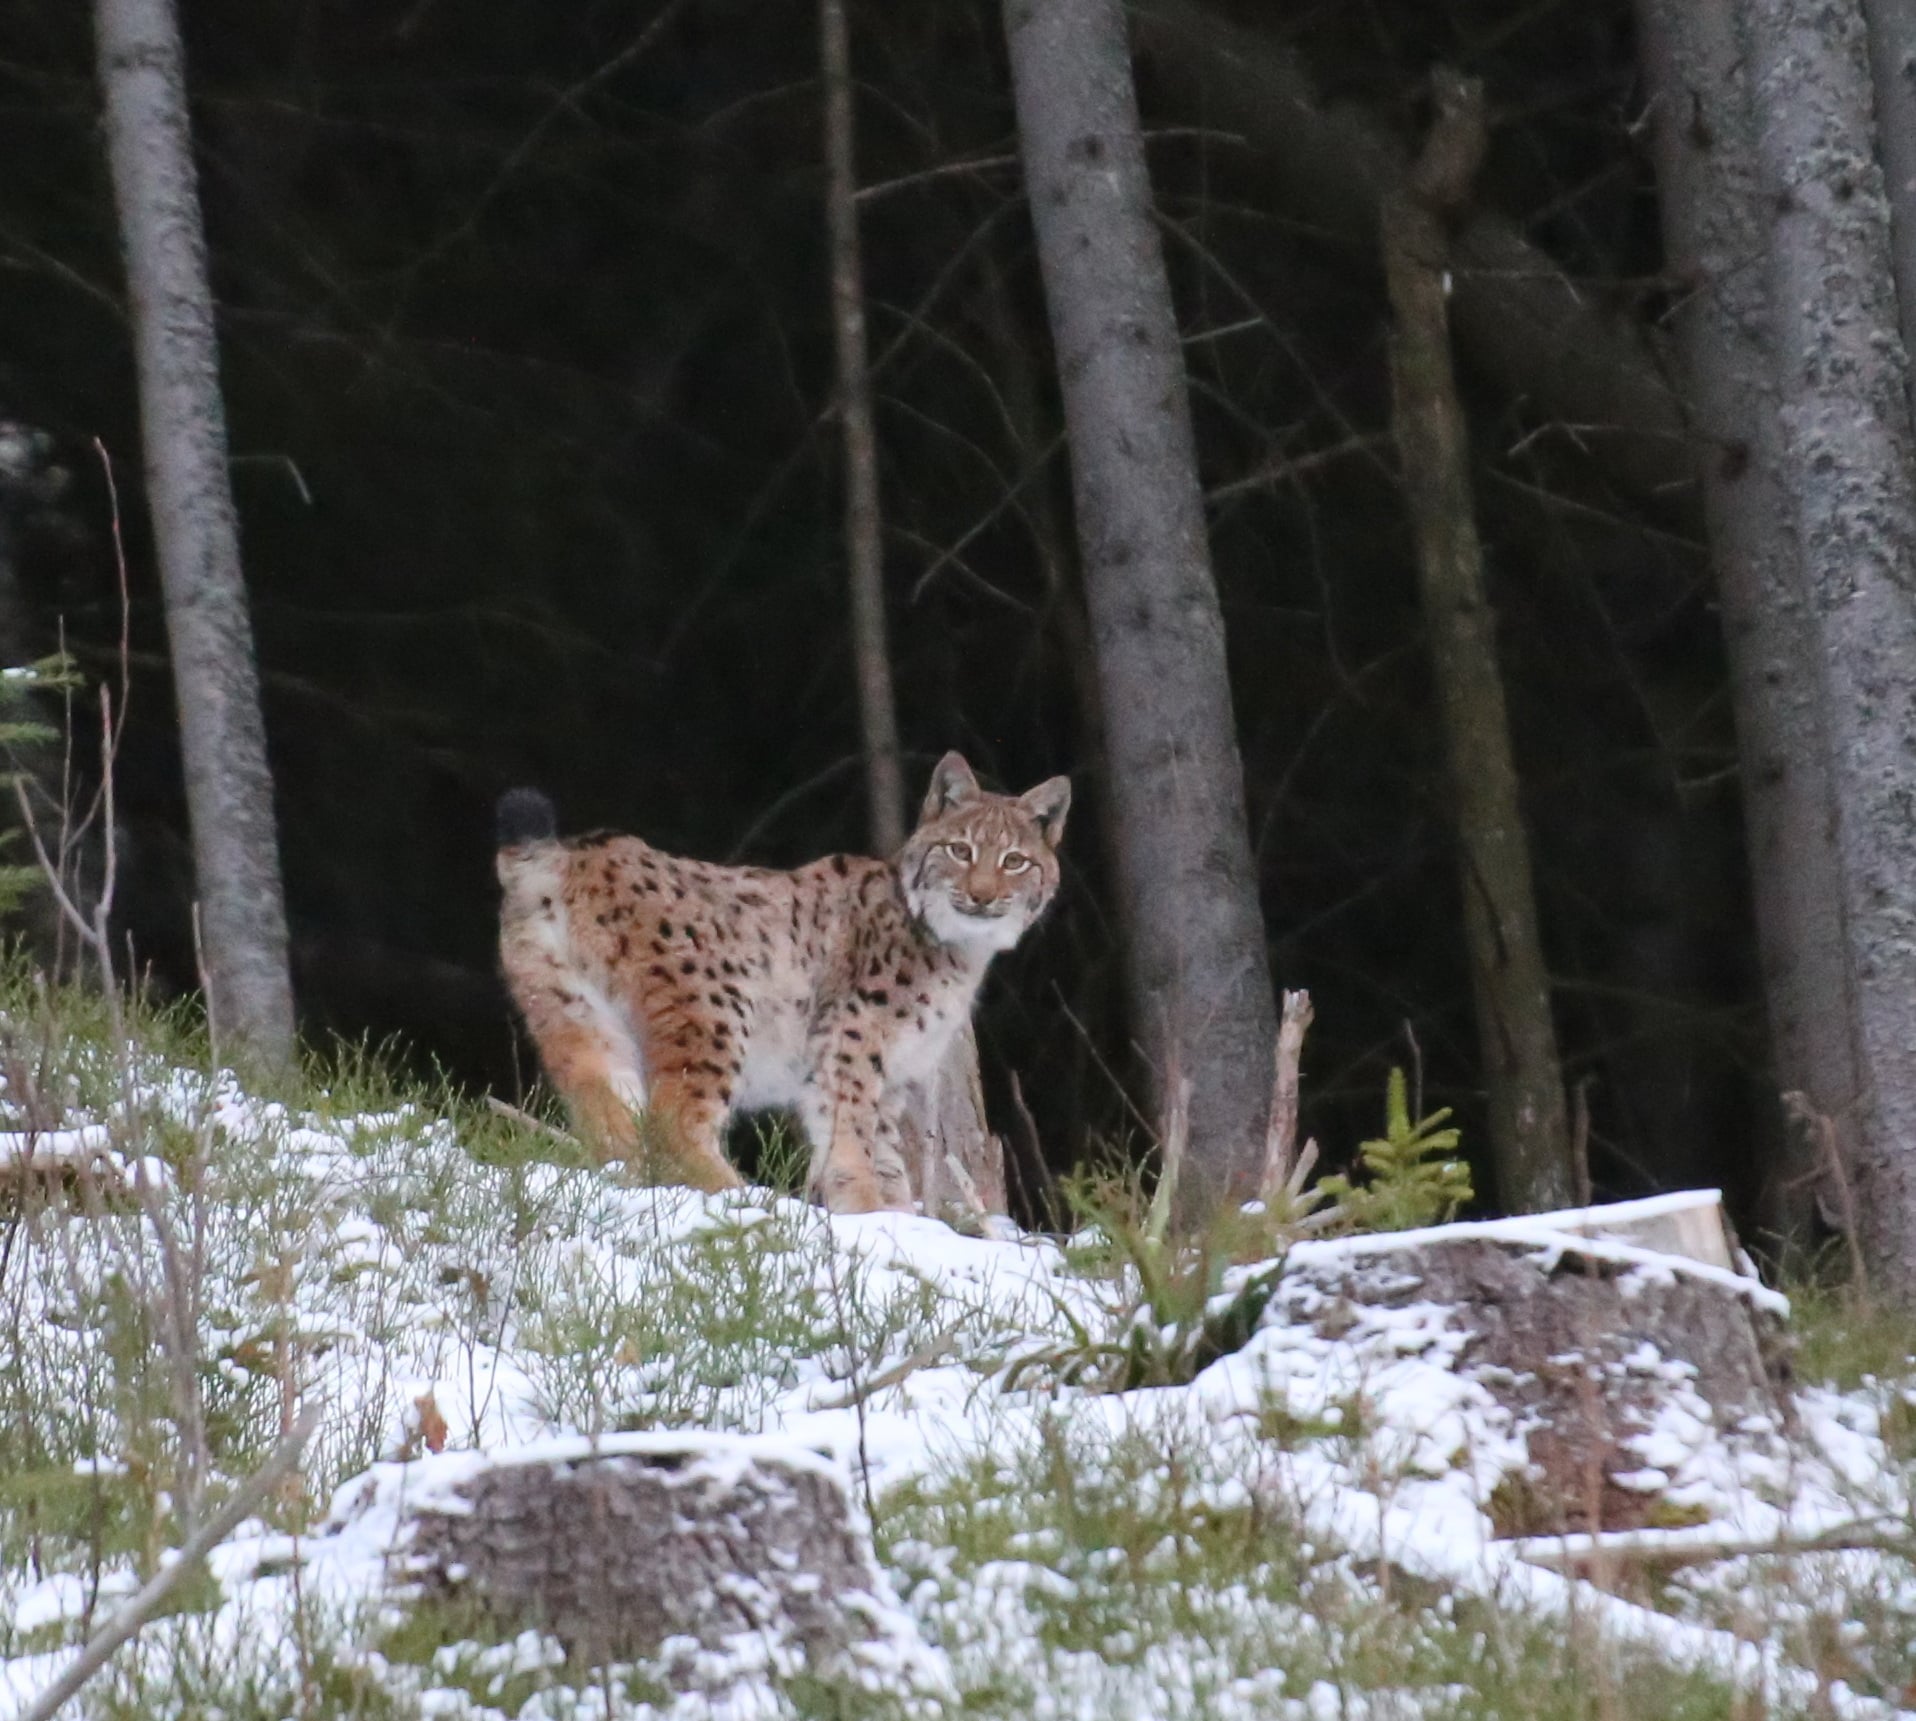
[496,787,558,847]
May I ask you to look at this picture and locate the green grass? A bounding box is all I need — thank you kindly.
[878,1407,1749,1720]
[1787,1275,1916,1393]
[0,959,1894,1718]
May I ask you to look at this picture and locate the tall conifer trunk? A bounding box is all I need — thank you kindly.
[1003,0,1276,1214]
[1735,0,1916,1293]
[820,0,903,856]
[96,0,294,1062]
[1382,73,1575,1213]
[1632,0,1857,1245]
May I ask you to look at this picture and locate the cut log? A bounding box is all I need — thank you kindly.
[327,1433,943,1695]
[1276,1197,1791,1537]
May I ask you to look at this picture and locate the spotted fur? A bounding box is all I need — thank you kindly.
[497,752,1069,1213]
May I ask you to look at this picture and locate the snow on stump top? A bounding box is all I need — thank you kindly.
[1276,1191,1791,1538]
[325,1432,945,1699]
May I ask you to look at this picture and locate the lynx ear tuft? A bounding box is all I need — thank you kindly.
[920,751,982,821]
[1018,775,1071,844]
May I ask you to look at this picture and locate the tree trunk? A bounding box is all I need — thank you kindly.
[1632,0,1857,1246]
[820,0,904,856]
[95,0,294,1063]
[1004,0,1276,1216]
[821,0,996,1213]
[1381,74,1575,1214]
[1862,0,1916,404]
[1131,0,1692,512]
[1735,0,1916,1295]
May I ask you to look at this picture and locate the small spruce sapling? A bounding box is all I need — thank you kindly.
[1317,1067,1473,1233]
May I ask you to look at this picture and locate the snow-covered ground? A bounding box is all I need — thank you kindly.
[2,1042,1914,1718]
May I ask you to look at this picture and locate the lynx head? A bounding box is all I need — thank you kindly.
[900,751,1070,954]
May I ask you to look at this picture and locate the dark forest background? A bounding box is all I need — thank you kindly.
[0,0,1758,1224]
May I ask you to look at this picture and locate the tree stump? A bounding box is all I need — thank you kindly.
[898,1022,1008,1225]
[1277,1196,1792,1537]
[332,1433,942,1695]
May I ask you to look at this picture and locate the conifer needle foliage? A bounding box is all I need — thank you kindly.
[1317,1067,1473,1233]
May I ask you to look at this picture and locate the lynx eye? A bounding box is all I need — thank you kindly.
[1002,850,1030,873]
[945,840,975,863]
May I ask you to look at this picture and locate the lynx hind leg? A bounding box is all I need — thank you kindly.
[633,1066,745,1195]
[509,982,649,1165]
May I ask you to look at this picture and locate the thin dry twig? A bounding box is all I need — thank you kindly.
[1005,1068,1062,1232]
[1571,1074,1595,1207]
[808,1329,962,1411]
[485,1094,580,1148]
[1782,1091,1867,1298]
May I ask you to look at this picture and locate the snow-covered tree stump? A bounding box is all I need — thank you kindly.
[330,1433,940,1693]
[1276,1193,1791,1536]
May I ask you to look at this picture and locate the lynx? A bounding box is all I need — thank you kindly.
[496,753,1069,1213]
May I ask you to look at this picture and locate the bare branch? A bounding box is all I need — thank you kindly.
[21,1406,321,1721]
[1260,989,1313,1197]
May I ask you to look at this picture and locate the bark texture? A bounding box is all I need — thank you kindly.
[1131,0,1691,509]
[821,0,904,856]
[380,1438,926,1684]
[1632,0,1856,1240]
[1863,0,1916,397]
[96,0,294,1061]
[1005,0,1276,1213]
[895,1020,1009,1223]
[1736,0,1916,1293]
[1279,1230,1790,1536]
[1382,75,1573,1214]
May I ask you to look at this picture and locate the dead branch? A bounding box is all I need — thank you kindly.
[1260,988,1313,1196]
[485,1094,580,1149]
[1782,1091,1868,1298]
[21,1406,320,1721]
[1514,1518,1915,1580]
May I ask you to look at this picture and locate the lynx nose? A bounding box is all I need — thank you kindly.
[958,876,1004,914]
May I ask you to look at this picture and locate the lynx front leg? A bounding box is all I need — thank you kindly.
[799,1066,912,1215]
[867,1111,914,1212]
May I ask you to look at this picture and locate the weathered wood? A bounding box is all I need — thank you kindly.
[898,1021,1007,1224]
[365,1435,935,1689]
[1279,1215,1790,1536]
[1501,1187,1740,1273]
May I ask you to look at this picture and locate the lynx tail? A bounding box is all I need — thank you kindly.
[496,787,558,848]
